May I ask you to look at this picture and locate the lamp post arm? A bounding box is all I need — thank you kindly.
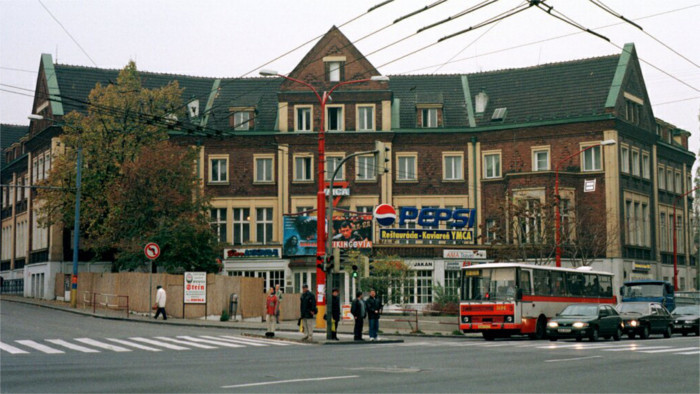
[275,74,323,103]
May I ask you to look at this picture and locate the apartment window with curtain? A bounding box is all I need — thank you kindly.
[484,153,501,179]
[296,107,312,131]
[533,150,549,171]
[294,155,313,182]
[357,105,374,131]
[326,156,344,181]
[256,208,273,244]
[443,154,463,180]
[232,208,250,245]
[397,155,417,181]
[421,108,438,128]
[658,166,666,190]
[621,146,630,173]
[210,208,227,243]
[631,150,640,177]
[582,146,602,171]
[254,157,274,183]
[356,155,376,181]
[642,152,650,179]
[209,157,228,183]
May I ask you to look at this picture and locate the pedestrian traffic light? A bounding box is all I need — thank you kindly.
[374,140,390,177]
[352,264,358,278]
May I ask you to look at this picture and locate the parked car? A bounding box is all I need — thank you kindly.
[671,304,700,336]
[546,304,622,342]
[615,302,673,339]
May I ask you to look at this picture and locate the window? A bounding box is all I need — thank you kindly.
[396,155,417,181]
[483,153,501,179]
[658,166,666,190]
[294,155,313,182]
[676,215,684,253]
[356,206,374,213]
[254,156,274,183]
[642,152,650,179]
[625,99,641,125]
[421,108,437,128]
[517,199,542,244]
[232,208,250,245]
[631,149,640,177]
[675,172,682,194]
[443,154,463,181]
[444,270,460,298]
[621,146,629,173]
[415,270,433,303]
[210,208,227,243]
[666,169,674,193]
[233,111,250,131]
[295,106,312,131]
[559,199,572,242]
[659,212,667,251]
[32,209,48,250]
[533,269,551,295]
[625,201,634,245]
[325,156,344,181]
[209,157,228,183]
[642,203,650,247]
[327,61,343,82]
[357,105,374,131]
[533,150,549,171]
[582,145,602,171]
[356,155,376,181]
[326,106,343,131]
[256,208,273,244]
[485,219,497,244]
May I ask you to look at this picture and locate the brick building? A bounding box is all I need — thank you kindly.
[1,27,696,304]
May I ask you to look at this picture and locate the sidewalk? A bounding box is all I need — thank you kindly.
[0,295,472,343]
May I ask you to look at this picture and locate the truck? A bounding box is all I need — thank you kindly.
[619,280,675,311]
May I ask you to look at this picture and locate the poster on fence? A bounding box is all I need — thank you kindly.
[184,271,206,304]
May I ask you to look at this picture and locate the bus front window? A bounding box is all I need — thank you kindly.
[462,268,516,301]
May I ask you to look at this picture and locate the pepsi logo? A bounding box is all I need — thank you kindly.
[374,204,396,227]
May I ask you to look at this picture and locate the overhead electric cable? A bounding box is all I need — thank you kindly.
[431,16,502,74]
[38,0,98,67]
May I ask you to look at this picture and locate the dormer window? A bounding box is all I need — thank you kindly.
[230,107,255,131]
[474,89,488,115]
[324,56,346,82]
[416,105,441,128]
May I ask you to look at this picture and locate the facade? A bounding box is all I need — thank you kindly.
[1,27,696,305]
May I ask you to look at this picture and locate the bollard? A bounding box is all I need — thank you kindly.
[229,293,238,320]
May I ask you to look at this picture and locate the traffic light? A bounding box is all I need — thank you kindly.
[352,264,359,278]
[369,258,375,277]
[333,248,348,274]
[374,140,390,177]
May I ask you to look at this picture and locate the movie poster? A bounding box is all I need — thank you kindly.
[283,214,373,256]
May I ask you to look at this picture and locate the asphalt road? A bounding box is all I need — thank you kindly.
[1,300,698,393]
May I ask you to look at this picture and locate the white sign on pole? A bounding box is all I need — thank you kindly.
[584,179,596,192]
[184,271,206,304]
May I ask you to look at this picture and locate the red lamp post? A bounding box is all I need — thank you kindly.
[554,139,616,267]
[672,185,700,291]
[260,69,388,326]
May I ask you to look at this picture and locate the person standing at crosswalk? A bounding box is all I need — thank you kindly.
[351,291,366,341]
[154,285,167,320]
[299,284,317,341]
[265,287,279,337]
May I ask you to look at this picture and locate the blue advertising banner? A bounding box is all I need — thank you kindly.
[283,214,374,256]
[283,216,318,257]
[379,228,474,243]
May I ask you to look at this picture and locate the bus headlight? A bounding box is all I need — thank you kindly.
[572,322,588,329]
[462,316,470,323]
[547,321,559,329]
[505,316,514,323]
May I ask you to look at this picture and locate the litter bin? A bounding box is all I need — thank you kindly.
[229,293,238,319]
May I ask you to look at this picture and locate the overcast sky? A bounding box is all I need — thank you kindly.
[1,0,698,165]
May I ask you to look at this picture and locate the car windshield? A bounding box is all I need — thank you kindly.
[616,303,649,314]
[621,283,663,298]
[462,268,516,302]
[672,305,700,316]
[560,305,598,316]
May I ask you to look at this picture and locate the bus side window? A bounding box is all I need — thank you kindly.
[551,272,566,296]
[533,270,550,296]
[519,270,531,295]
[584,273,600,297]
[599,275,612,297]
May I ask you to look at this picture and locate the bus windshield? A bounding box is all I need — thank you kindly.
[462,268,516,302]
[621,283,663,298]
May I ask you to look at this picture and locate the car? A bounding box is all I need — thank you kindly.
[546,304,622,342]
[671,304,700,336]
[615,302,673,339]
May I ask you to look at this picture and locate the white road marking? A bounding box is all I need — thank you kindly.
[129,337,189,350]
[544,355,602,363]
[176,336,244,348]
[676,350,700,355]
[0,341,29,354]
[539,343,628,350]
[106,338,162,352]
[202,335,266,347]
[223,335,291,346]
[603,346,670,352]
[639,347,699,354]
[154,336,217,349]
[222,375,359,389]
[15,340,64,354]
[46,339,100,353]
[75,338,131,352]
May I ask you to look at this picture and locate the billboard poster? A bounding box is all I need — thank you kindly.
[184,271,206,304]
[283,216,319,256]
[283,214,373,256]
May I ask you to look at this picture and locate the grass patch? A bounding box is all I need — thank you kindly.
[452,330,464,336]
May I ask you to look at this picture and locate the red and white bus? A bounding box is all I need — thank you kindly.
[459,263,616,340]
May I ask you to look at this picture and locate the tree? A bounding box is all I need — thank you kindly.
[38,61,220,272]
[357,253,411,306]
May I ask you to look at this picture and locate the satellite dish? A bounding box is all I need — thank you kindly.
[187,100,200,118]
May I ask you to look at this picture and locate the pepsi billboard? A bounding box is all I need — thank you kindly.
[374,205,476,244]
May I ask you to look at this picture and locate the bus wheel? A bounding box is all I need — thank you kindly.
[482,332,496,341]
[532,316,547,340]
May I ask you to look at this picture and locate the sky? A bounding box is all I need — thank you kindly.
[1,0,698,167]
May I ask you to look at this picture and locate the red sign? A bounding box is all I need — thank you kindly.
[144,242,160,260]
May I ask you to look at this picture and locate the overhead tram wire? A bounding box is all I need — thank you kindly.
[430,16,503,74]
[590,0,699,70]
[38,0,98,67]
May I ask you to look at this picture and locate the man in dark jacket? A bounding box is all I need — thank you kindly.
[330,288,341,340]
[366,288,383,341]
[350,291,366,341]
[299,284,317,341]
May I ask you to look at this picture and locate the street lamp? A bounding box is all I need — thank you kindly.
[554,139,616,267]
[672,185,700,291]
[28,114,82,308]
[259,69,388,327]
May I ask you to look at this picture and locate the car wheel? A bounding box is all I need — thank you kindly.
[682,331,688,336]
[613,327,622,341]
[696,327,700,336]
[589,327,599,342]
[575,336,583,342]
[640,325,650,339]
[663,325,672,338]
[627,333,635,339]
[549,338,558,342]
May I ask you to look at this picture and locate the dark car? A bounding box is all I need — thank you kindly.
[546,304,622,342]
[671,305,700,336]
[615,302,673,339]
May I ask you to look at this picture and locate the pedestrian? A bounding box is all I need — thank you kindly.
[299,284,317,341]
[366,288,382,341]
[154,285,167,320]
[330,288,341,340]
[265,287,279,337]
[275,284,283,324]
[350,290,366,341]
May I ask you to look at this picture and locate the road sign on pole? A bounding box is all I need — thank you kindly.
[144,242,160,260]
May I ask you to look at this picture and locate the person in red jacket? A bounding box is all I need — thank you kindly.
[265,287,279,337]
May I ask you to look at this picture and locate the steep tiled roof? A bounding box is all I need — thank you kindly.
[389,74,468,128]
[207,77,280,132]
[0,124,28,167]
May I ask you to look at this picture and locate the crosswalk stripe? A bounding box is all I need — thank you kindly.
[639,347,699,354]
[677,350,700,355]
[538,343,628,350]
[46,339,100,353]
[154,336,217,349]
[106,338,161,352]
[201,335,266,347]
[218,335,289,346]
[75,338,131,352]
[176,336,244,348]
[129,337,190,350]
[15,340,64,354]
[603,346,670,352]
[0,341,29,354]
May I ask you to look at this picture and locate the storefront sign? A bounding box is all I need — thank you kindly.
[224,248,281,259]
[184,271,206,304]
[379,228,474,243]
[324,187,350,196]
[443,249,487,259]
[632,262,652,273]
[407,260,435,270]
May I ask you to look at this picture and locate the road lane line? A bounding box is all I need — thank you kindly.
[155,336,217,349]
[177,336,244,348]
[603,346,670,352]
[46,339,100,353]
[639,347,698,354]
[75,338,131,352]
[0,341,29,354]
[544,355,602,363]
[106,338,161,351]
[677,350,700,355]
[203,335,267,347]
[129,337,190,350]
[15,340,64,354]
[539,343,629,349]
[224,335,291,346]
[222,375,359,389]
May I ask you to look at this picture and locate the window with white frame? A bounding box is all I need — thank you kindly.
[254,156,274,183]
[484,153,501,179]
[676,215,684,253]
[1,226,12,260]
[210,208,227,243]
[296,106,312,131]
[23,175,29,200]
[533,150,549,171]
[642,152,650,179]
[631,149,640,177]
[233,111,250,130]
[421,108,437,128]
[675,171,682,194]
[485,219,497,244]
[16,220,26,258]
[642,203,650,246]
[326,106,343,131]
[621,146,629,173]
[415,270,433,303]
[209,157,228,183]
[356,155,376,181]
[357,105,374,131]
[658,166,666,190]
[660,212,667,251]
[327,61,342,82]
[582,145,602,171]
[396,155,417,181]
[256,208,273,243]
[517,199,542,244]
[232,208,250,245]
[666,168,674,193]
[294,155,313,182]
[443,154,463,180]
[559,199,572,242]
[296,206,313,214]
[444,270,460,298]
[325,156,344,181]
